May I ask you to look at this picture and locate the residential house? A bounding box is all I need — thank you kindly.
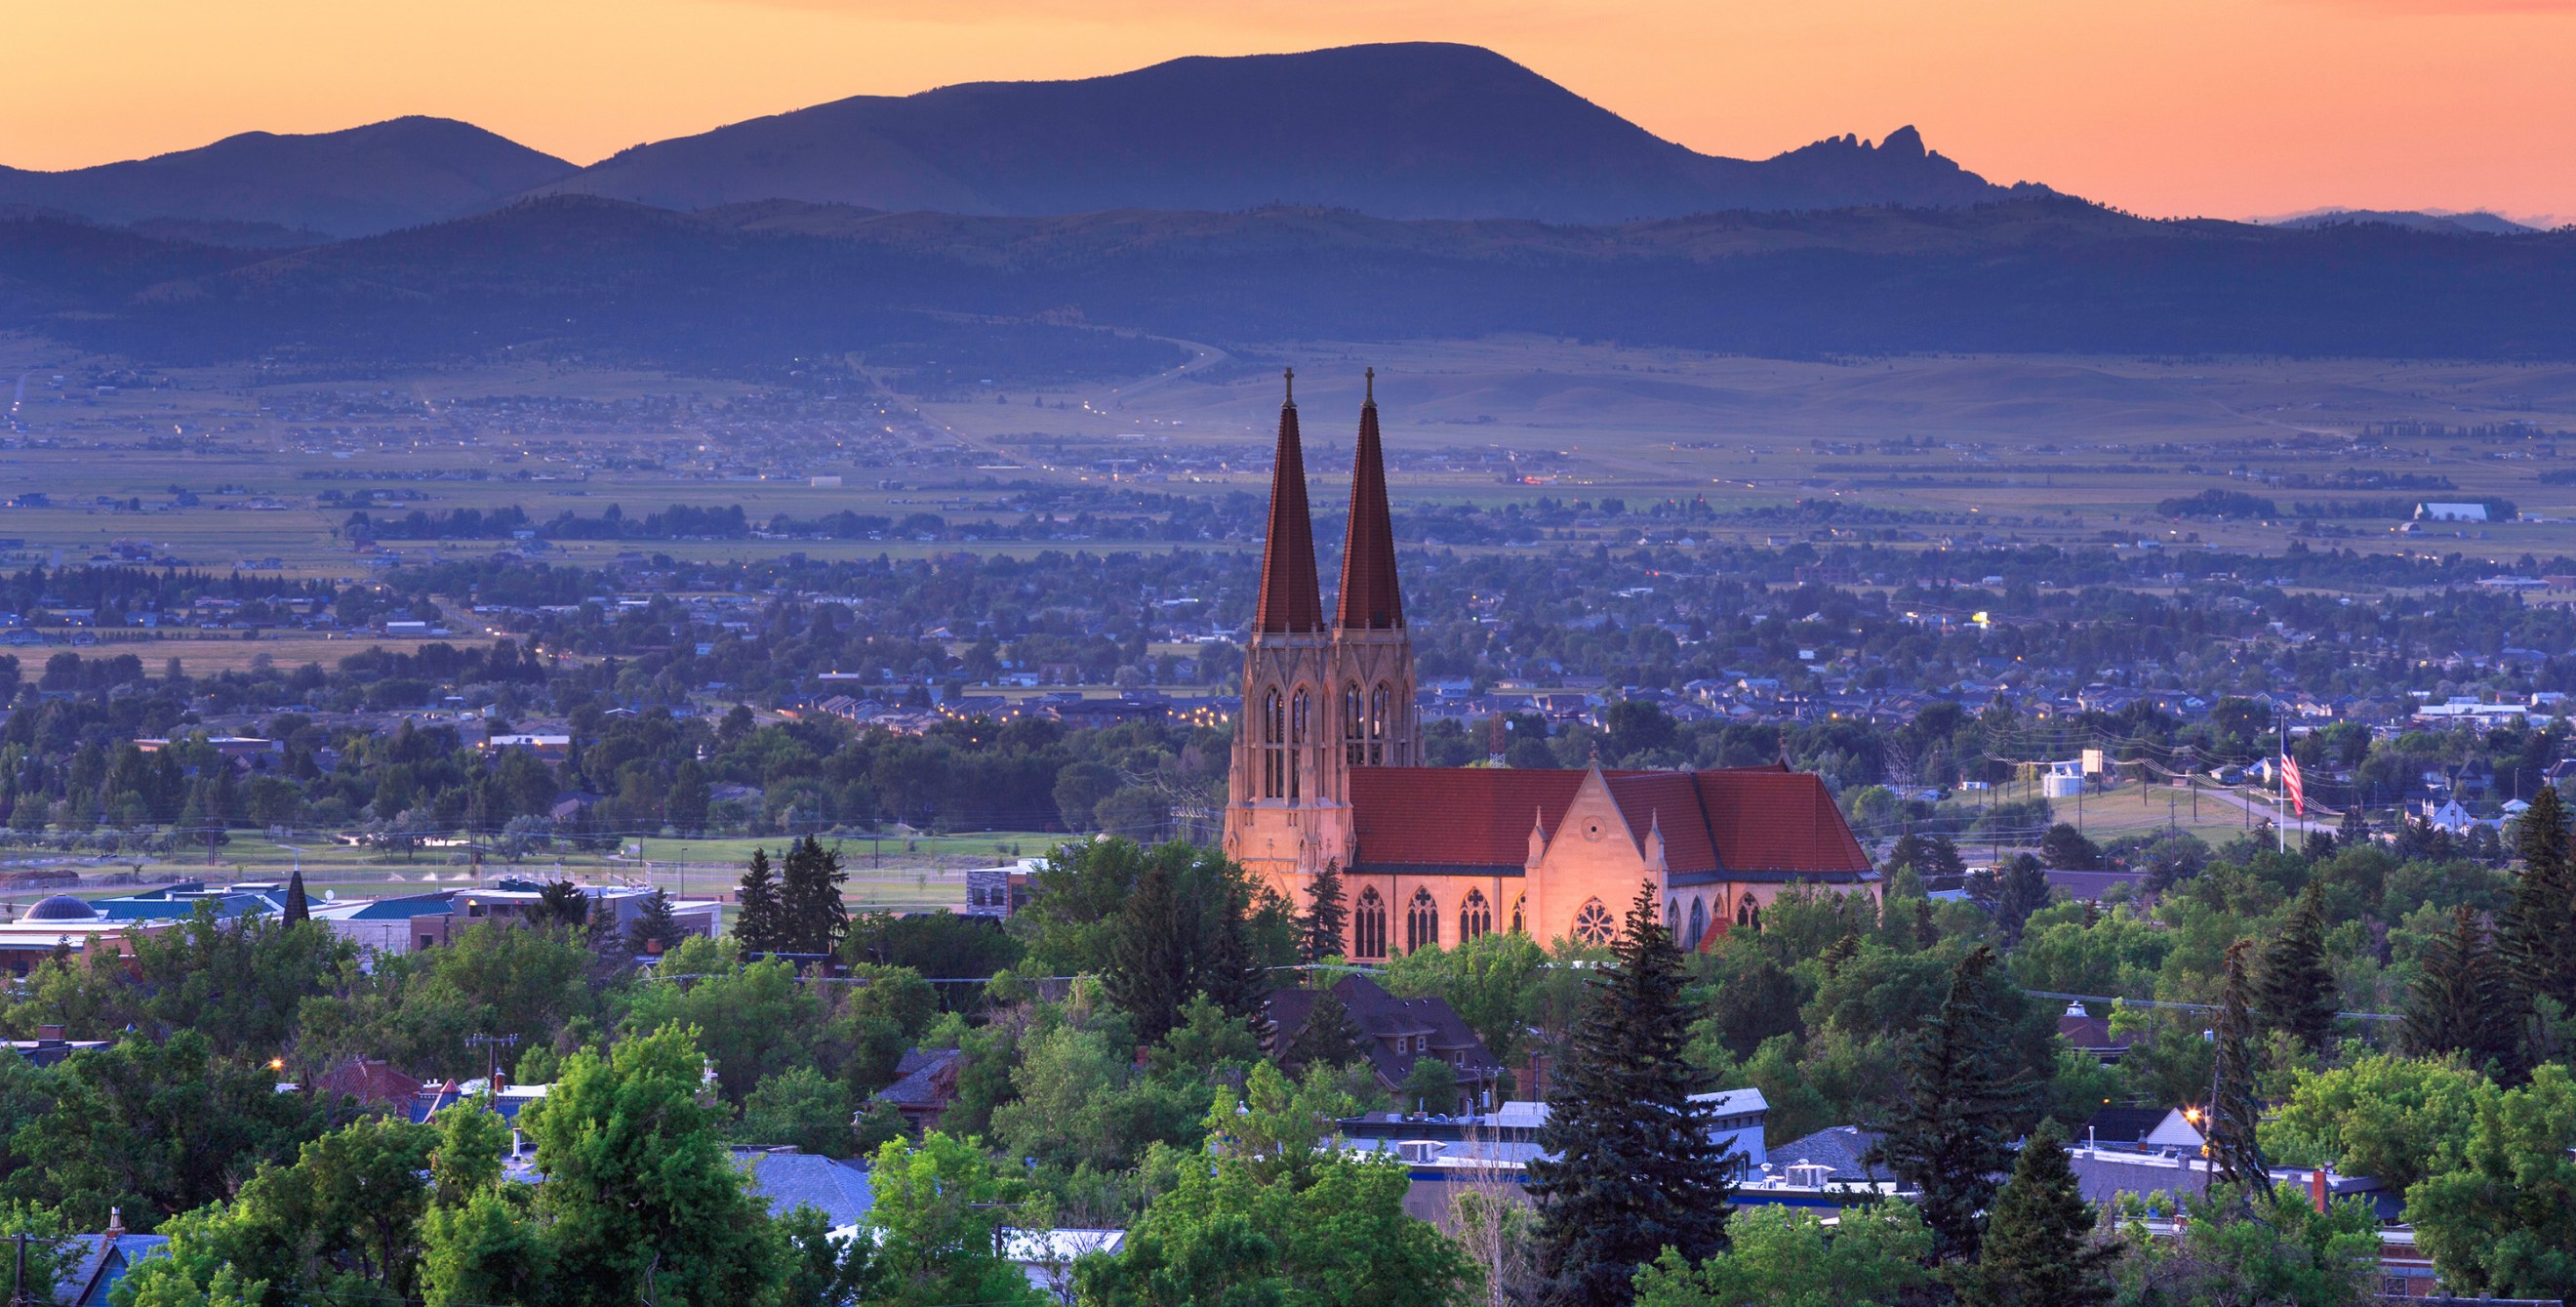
[873,1047,965,1132]
[1268,975,1505,1114]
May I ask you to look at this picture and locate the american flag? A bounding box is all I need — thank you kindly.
[2280,754,2306,816]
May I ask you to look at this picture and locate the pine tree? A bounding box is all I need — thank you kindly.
[1300,861,1348,962]
[1281,983,1363,1073]
[281,869,309,925]
[1872,944,2036,1263]
[2337,804,2371,848]
[734,846,785,955]
[1975,855,2053,948]
[2208,939,2270,1200]
[625,888,685,955]
[536,878,589,930]
[1527,882,1733,1307]
[778,836,849,956]
[2404,904,2517,1068]
[2502,783,2576,1013]
[2257,880,2336,1052]
[1962,1120,2117,1307]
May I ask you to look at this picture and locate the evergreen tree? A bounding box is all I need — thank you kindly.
[1871,944,2036,1263]
[1527,883,1733,1307]
[625,890,686,956]
[2404,904,2517,1068]
[1300,861,1348,962]
[535,878,588,930]
[2337,804,2371,848]
[2503,783,2576,1013]
[1962,1121,2117,1307]
[1101,842,1268,1043]
[1974,855,2053,948]
[779,836,850,956]
[2209,939,2270,1200]
[281,869,309,925]
[1281,984,1362,1074]
[2258,880,2336,1052]
[734,847,785,955]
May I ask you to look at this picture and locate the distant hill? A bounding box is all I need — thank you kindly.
[534,43,2038,222]
[0,117,577,237]
[2270,208,2538,236]
[16,193,2576,372]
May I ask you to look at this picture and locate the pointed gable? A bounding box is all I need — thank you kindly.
[1254,371,1326,634]
[1336,370,1404,632]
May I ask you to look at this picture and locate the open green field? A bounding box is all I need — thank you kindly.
[11,333,2576,588]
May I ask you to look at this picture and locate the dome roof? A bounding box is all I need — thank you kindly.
[24,894,100,922]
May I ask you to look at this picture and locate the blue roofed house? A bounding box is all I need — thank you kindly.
[51,1214,170,1307]
[734,1147,875,1231]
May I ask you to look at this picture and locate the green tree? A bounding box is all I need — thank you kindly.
[2038,823,2102,871]
[2404,905,2518,1068]
[1400,1048,1460,1115]
[735,1066,856,1158]
[534,879,590,930]
[624,888,686,956]
[1282,985,1363,1074]
[866,1131,1046,1307]
[1528,883,1734,1307]
[2258,880,2336,1052]
[780,836,851,955]
[499,1025,785,1307]
[1870,944,2036,1263]
[1095,841,1268,1043]
[1302,861,1348,962]
[1631,1204,1931,1307]
[735,846,787,954]
[2502,782,2576,1036]
[14,1031,320,1230]
[2262,1052,2491,1193]
[1961,1121,2115,1307]
[2404,1063,2576,1301]
[1081,1068,1469,1307]
[1381,930,1552,1064]
[2113,1180,2378,1307]
[622,938,820,1102]
[2208,939,2270,1198]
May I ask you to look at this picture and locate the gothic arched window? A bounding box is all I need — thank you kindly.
[1406,887,1440,954]
[1289,688,1308,800]
[1260,688,1284,799]
[1572,898,1616,948]
[1460,889,1492,942]
[1735,897,1763,932]
[1687,897,1708,947]
[1352,887,1388,960]
[1667,897,1679,930]
[1509,894,1525,935]
[1344,683,1365,765]
[1369,682,1391,765]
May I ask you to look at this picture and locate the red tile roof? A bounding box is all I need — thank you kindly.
[1334,377,1404,632]
[1345,764,1871,878]
[1254,378,1324,634]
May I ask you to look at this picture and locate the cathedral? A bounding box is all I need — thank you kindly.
[1224,371,1877,958]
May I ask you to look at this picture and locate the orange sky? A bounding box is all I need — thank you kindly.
[8,0,2573,221]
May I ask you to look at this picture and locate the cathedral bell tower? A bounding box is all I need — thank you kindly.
[1329,368,1421,772]
[1228,370,1348,886]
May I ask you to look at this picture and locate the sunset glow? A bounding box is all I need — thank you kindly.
[7,0,2573,221]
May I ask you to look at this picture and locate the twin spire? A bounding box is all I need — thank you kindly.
[1252,368,1404,636]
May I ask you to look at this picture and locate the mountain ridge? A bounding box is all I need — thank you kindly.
[533,43,2035,223]
[0,116,578,237]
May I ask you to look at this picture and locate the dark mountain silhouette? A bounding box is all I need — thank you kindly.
[0,116,577,237]
[14,193,2576,371]
[534,43,2036,222]
[2270,208,2539,237]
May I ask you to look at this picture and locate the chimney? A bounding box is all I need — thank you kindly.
[105,1206,124,1238]
[2310,1167,2328,1213]
[36,1024,64,1043]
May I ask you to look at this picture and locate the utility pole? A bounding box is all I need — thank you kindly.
[465,1033,519,1087]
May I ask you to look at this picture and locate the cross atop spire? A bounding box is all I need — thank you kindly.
[1284,367,1295,407]
[1335,367,1404,632]
[1253,377,1324,633]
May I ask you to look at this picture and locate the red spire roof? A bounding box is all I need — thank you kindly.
[1254,370,1325,634]
[1336,368,1404,631]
